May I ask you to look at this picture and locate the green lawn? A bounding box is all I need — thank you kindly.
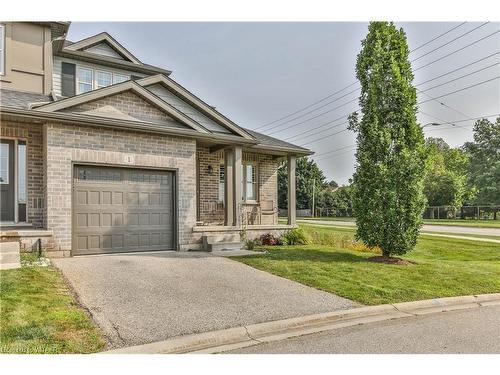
[234,225,500,305]
[0,258,106,354]
[292,217,500,228]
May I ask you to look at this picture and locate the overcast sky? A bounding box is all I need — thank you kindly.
[69,22,500,185]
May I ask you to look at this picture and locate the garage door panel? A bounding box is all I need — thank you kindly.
[73,165,175,255]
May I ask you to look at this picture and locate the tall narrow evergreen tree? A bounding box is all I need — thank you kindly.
[348,22,426,257]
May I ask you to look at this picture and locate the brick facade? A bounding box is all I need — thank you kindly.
[60,90,185,129]
[0,121,45,228]
[44,122,197,254]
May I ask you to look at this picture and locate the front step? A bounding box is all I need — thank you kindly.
[0,242,21,270]
[202,234,243,252]
[209,242,244,251]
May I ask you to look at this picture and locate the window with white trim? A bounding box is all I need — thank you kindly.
[0,143,9,184]
[0,25,5,75]
[242,163,257,201]
[218,162,257,202]
[96,70,112,88]
[218,164,225,202]
[77,67,93,93]
[113,73,129,84]
[76,66,130,93]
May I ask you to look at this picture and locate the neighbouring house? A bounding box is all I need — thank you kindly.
[0,22,311,256]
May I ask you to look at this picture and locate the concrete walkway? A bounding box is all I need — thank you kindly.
[53,251,356,349]
[298,219,500,237]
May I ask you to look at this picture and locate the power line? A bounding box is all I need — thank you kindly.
[415,53,500,86]
[285,115,352,141]
[418,76,500,104]
[264,87,360,134]
[255,23,475,131]
[410,22,489,63]
[300,128,349,147]
[418,109,471,130]
[314,147,357,162]
[312,114,500,162]
[287,60,499,143]
[410,22,467,53]
[413,30,500,72]
[253,81,358,131]
[267,97,359,136]
[313,143,357,158]
[418,90,473,120]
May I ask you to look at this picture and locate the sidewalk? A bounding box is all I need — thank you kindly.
[297,219,500,239]
[103,293,500,354]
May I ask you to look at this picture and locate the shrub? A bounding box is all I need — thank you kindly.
[281,228,310,245]
[245,239,257,250]
[260,233,280,246]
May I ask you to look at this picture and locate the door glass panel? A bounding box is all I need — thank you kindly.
[0,143,9,184]
[18,141,26,202]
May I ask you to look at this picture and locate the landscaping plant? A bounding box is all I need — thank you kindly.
[348,22,427,259]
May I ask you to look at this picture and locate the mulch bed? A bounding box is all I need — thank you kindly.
[367,256,417,265]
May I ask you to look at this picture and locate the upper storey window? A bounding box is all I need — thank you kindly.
[96,70,112,88]
[77,67,93,93]
[75,65,130,94]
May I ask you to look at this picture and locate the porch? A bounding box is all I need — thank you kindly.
[195,145,297,231]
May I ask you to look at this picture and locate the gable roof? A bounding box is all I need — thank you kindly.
[138,75,255,140]
[36,81,211,134]
[64,32,142,64]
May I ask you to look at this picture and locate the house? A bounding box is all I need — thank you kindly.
[0,22,311,257]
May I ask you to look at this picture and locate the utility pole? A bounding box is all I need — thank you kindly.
[311,178,316,218]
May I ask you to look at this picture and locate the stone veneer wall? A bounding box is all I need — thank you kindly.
[196,148,279,225]
[44,122,197,255]
[0,121,45,228]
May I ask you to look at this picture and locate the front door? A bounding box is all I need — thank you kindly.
[0,139,15,221]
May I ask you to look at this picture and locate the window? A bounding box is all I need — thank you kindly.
[242,164,257,201]
[96,70,112,88]
[0,143,9,184]
[218,164,225,202]
[17,141,26,202]
[77,67,93,93]
[113,74,129,84]
[0,24,5,75]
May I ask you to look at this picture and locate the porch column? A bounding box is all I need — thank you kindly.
[287,155,296,226]
[224,148,234,226]
[233,146,243,228]
[224,146,243,227]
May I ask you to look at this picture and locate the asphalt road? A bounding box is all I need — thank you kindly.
[228,305,500,354]
[298,219,500,237]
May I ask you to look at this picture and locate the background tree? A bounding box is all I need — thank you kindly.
[348,22,427,258]
[424,137,472,208]
[278,157,327,210]
[464,117,500,207]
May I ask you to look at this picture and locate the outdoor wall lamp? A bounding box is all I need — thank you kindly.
[207,165,214,175]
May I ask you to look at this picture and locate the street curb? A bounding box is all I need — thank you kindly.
[102,293,500,354]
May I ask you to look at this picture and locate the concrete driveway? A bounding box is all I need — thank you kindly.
[53,251,356,349]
